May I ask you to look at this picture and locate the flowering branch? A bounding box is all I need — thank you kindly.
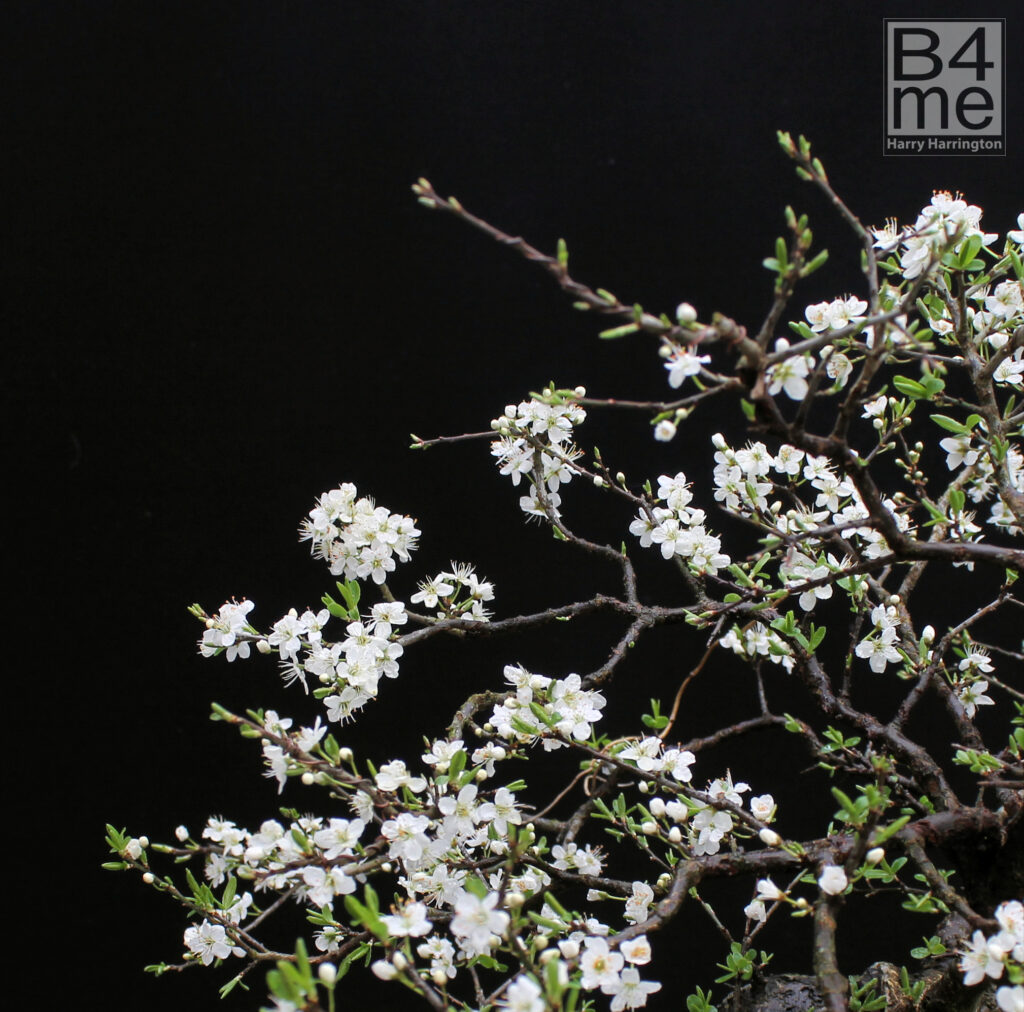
[108,138,1024,1012]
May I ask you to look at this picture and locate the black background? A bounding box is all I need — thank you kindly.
[10,2,1022,1007]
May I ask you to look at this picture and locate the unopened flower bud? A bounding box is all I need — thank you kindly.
[759,828,781,847]
[676,302,698,324]
[558,939,580,959]
[866,847,885,866]
[616,471,626,484]
[641,821,658,835]
[175,825,189,842]
[794,897,810,910]
[431,969,448,986]
[539,947,559,965]
[505,891,525,909]
[391,952,408,972]
[380,862,392,873]
[649,797,666,817]
[921,626,935,644]
[301,772,315,785]
[138,836,149,848]
[668,826,683,844]
[657,873,671,890]
[888,595,900,606]
[318,962,337,985]
[637,780,649,794]
[256,639,272,654]
[371,960,398,980]
[574,386,586,397]
[654,419,677,442]
[142,872,155,884]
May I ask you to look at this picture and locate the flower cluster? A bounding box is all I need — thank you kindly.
[487,664,607,750]
[491,391,587,519]
[629,471,730,576]
[199,598,255,661]
[853,600,904,674]
[410,561,495,621]
[299,483,420,583]
[960,900,1024,1009]
[618,755,778,860]
[198,811,365,901]
[199,596,411,724]
[873,191,998,281]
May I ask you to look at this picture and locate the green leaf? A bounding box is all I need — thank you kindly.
[775,236,788,268]
[801,249,829,277]
[219,974,249,998]
[787,320,816,342]
[930,413,969,433]
[870,814,911,845]
[831,786,859,819]
[892,375,927,399]
[599,323,640,339]
[321,593,347,619]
